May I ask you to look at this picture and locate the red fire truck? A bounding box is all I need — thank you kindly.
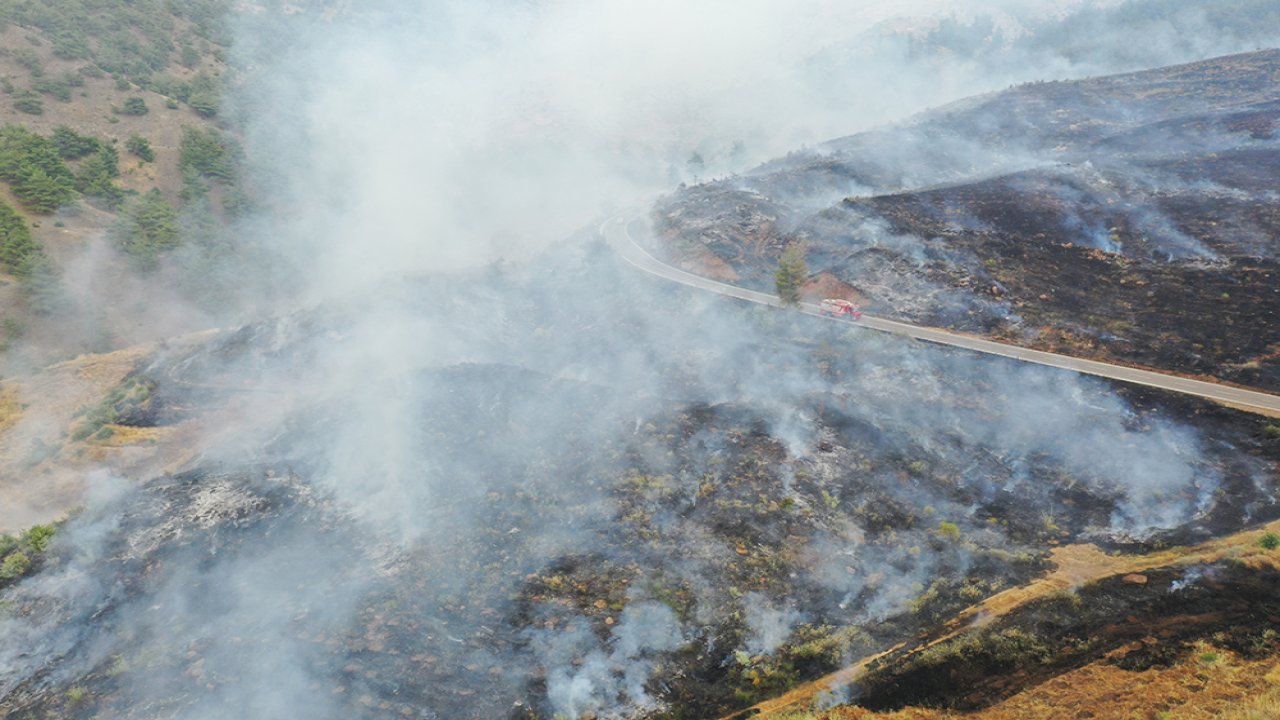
[819,299,863,320]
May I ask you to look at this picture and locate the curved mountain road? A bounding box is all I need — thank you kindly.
[602,214,1280,417]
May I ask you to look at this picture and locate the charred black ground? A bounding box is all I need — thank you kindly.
[4,44,1280,720]
[2,228,1278,719]
[654,49,1280,391]
[853,561,1280,712]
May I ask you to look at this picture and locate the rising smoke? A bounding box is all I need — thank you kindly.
[2,1,1278,718]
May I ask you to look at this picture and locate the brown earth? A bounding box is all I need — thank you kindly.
[775,652,1280,720]
[732,520,1280,720]
[802,273,863,304]
[0,19,228,372]
[0,328,227,533]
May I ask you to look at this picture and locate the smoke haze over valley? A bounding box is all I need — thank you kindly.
[2,1,1280,718]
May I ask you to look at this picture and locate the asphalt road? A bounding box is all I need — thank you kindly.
[602,214,1280,417]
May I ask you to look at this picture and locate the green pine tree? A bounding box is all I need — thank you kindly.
[0,199,61,312]
[20,252,63,314]
[13,166,74,213]
[126,135,155,162]
[113,190,180,271]
[774,242,808,307]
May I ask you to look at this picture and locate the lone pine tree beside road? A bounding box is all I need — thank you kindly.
[775,242,808,306]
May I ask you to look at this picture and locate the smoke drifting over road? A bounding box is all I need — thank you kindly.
[2,1,1279,718]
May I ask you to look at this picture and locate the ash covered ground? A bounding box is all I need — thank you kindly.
[655,50,1280,391]
[5,8,1280,717]
[2,238,1277,719]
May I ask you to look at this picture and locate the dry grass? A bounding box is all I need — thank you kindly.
[734,521,1280,720]
[0,386,21,433]
[776,647,1280,720]
[88,424,169,447]
[0,343,148,531]
[980,642,1260,720]
[1221,662,1280,720]
[0,326,233,532]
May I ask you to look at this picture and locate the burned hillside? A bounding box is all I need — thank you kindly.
[2,239,1278,719]
[654,49,1280,390]
[5,4,1280,717]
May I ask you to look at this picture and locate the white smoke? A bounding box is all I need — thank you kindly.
[532,602,685,718]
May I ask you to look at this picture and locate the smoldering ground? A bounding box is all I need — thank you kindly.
[3,1,1280,719]
[657,49,1280,395]
[1,239,1275,719]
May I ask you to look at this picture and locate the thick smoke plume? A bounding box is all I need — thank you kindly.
[1,1,1278,719]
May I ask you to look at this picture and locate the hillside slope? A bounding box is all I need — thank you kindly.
[1,237,1278,719]
[655,49,1280,392]
[0,2,239,375]
[735,530,1280,720]
[2,14,1280,720]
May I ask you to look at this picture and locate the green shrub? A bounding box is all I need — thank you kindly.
[120,96,148,115]
[188,90,218,117]
[21,524,55,553]
[12,90,43,115]
[149,75,191,102]
[0,198,61,310]
[774,242,807,306]
[13,167,72,212]
[179,126,237,182]
[50,125,101,159]
[77,145,127,209]
[112,189,178,269]
[74,377,151,440]
[0,551,30,580]
[0,0,232,87]
[66,686,88,705]
[1259,532,1280,550]
[13,48,42,76]
[53,35,91,61]
[126,134,155,162]
[0,199,42,275]
[0,126,78,212]
[20,252,63,313]
[180,42,200,69]
[3,317,24,342]
[33,76,72,102]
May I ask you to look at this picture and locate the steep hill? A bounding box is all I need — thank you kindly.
[655,49,1280,392]
[0,1,240,375]
[736,520,1280,719]
[1,235,1278,719]
[1,13,1279,720]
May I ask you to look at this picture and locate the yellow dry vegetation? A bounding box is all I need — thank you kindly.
[88,424,169,447]
[0,386,21,433]
[774,645,1280,720]
[1224,661,1280,720]
[734,520,1280,720]
[0,332,218,532]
